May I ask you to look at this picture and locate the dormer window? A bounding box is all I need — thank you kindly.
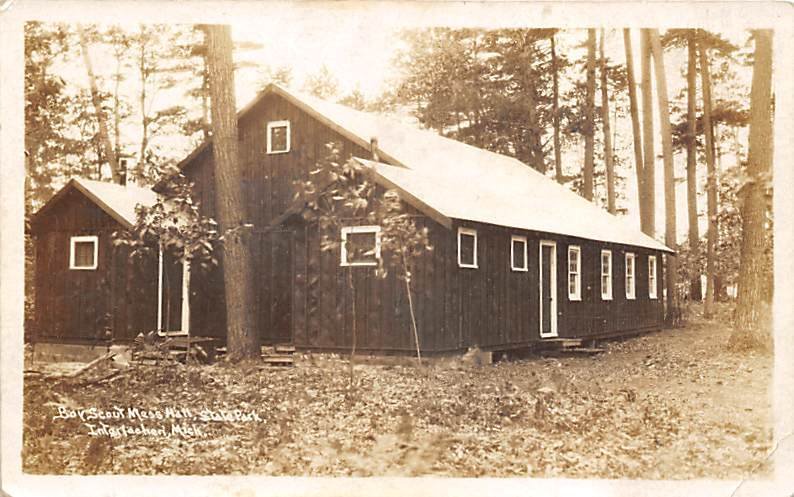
[70,235,98,270]
[266,120,290,154]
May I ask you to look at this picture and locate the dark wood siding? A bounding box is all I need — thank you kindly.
[445,220,665,351]
[184,92,373,344]
[287,211,445,354]
[30,188,159,343]
[181,90,666,354]
[184,93,371,226]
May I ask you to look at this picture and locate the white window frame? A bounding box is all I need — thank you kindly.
[69,235,99,270]
[567,245,581,301]
[457,227,478,269]
[625,252,636,300]
[648,255,658,299]
[600,249,613,300]
[266,120,291,154]
[340,225,381,267]
[510,235,528,272]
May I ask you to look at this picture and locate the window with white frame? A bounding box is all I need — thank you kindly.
[625,252,636,299]
[600,249,612,300]
[340,226,381,266]
[648,255,658,299]
[510,235,527,271]
[458,227,478,268]
[266,120,290,154]
[70,235,98,270]
[568,245,581,300]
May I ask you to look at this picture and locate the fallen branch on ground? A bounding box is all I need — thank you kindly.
[65,352,116,378]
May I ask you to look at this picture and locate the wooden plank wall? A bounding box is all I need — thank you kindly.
[30,189,159,343]
[443,221,665,351]
[179,90,666,354]
[184,93,374,344]
[184,93,372,227]
[289,216,433,353]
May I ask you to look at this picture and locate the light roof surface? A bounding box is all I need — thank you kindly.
[31,178,158,229]
[277,86,671,252]
[72,178,158,227]
[181,84,672,252]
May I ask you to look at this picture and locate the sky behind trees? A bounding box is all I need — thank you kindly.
[46,21,755,242]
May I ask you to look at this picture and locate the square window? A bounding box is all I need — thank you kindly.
[511,235,527,271]
[600,249,612,300]
[568,246,581,300]
[341,226,380,266]
[458,228,477,268]
[70,235,98,270]
[266,120,290,154]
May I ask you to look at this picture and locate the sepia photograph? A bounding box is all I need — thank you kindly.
[2,1,792,496]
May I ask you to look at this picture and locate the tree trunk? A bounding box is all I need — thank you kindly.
[623,29,647,232]
[649,29,679,322]
[583,29,596,201]
[686,33,702,301]
[201,53,211,140]
[112,50,123,163]
[205,24,259,361]
[599,29,616,214]
[640,29,656,236]
[77,25,121,184]
[524,32,544,173]
[138,36,149,184]
[699,38,718,318]
[550,34,563,183]
[714,275,725,302]
[734,29,773,331]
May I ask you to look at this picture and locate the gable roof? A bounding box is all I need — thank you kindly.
[180,84,672,253]
[31,178,158,230]
[356,158,670,252]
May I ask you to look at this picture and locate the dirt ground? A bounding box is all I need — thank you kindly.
[23,304,772,479]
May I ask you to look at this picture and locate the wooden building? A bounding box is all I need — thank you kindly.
[29,178,188,344]
[178,84,674,355]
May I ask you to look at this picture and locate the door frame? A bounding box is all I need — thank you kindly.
[156,249,191,336]
[539,240,559,338]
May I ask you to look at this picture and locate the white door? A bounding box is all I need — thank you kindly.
[539,240,558,338]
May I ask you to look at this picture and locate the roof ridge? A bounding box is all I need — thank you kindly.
[178,84,670,252]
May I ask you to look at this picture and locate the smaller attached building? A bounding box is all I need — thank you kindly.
[29,178,188,344]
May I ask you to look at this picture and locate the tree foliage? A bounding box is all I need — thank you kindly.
[303,65,340,100]
[393,28,633,212]
[25,22,92,211]
[112,169,220,268]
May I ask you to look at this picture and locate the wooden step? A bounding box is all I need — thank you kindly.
[538,338,583,348]
[566,346,604,354]
[274,344,296,354]
[542,347,605,356]
[262,354,294,366]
